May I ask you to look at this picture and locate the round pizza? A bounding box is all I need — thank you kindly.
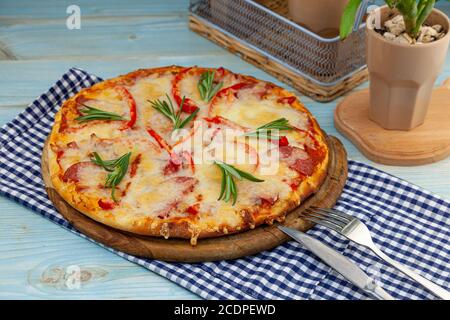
[47,66,329,245]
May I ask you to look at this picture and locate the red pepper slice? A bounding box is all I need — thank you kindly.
[59,110,69,133]
[66,141,78,148]
[216,82,254,99]
[278,136,289,147]
[179,98,198,114]
[115,86,137,130]
[185,203,200,215]
[98,199,116,210]
[203,116,223,125]
[208,82,256,116]
[277,96,296,105]
[55,149,67,180]
[130,154,142,177]
[182,151,195,174]
[147,129,172,154]
[203,116,248,132]
[164,151,195,175]
[163,158,181,176]
[216,66,227,77]
[289,179,301,191]
[56,150,64,157]
[172,67,199,114]
[259,196,278,208]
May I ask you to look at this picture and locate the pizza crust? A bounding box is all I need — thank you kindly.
[48,66,329,245]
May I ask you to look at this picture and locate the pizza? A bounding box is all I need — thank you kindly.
[47,66,329,245]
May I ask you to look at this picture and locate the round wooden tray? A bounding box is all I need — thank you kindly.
[334,78,450,166]
[41,136,347,262]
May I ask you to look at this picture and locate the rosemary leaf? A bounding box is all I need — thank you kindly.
[214,161,264,205]
[234,169,265,182]
[224,174,232,203]
[218,166,226,201]
[178,107,199,129]
[91,152,131,202]
[244,118,293,140]
[148,95,196,130]
[75,105,126,123]
[198,71,223,102]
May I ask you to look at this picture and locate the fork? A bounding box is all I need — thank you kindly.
[301,206,450,300]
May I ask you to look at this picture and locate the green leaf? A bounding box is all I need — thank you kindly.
[414,0,436,36]
[234,168,265,182]
[217,166,226,201]
[214,161,264,205]
[256,118,292,131]
[224,174,232,203]
[385,0,396,8]
[208,82,223,102]
[198,71,223,102]
[91,152,131,202]
[244,131,282,140]
[217,161,243,180]
[75,105,126,123]
[230,177,237,205]
[244,118,292,140]
[395,0,419,36]
[178,107,199,129]
[91,152,116,171]
[340,0,363,40]
[149,95,197,131]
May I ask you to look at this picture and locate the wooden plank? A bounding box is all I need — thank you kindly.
[0,198,199,299]
[0,0,188,18]
[0,16,226,60]
[0,41,17,60]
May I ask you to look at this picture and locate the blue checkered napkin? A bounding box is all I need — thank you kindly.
[1,69,449,300]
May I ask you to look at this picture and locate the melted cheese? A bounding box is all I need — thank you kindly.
[130,73,176,141]
[213,93,308,129]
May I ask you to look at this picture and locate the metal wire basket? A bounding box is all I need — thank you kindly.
[189,0,367,87]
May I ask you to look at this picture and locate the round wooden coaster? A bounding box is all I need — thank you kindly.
[41,136,347,263]
[334,78,450,166]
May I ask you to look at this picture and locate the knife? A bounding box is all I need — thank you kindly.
[278,226,395,300]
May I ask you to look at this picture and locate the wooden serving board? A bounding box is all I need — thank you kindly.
[41,136,347,263]
[334,78,450,166]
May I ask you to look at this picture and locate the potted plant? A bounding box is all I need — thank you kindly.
[288,0,350,37]
[340,0,450,130]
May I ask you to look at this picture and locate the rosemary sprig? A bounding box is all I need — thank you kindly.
[148,94,198,130]
[198,71,223,102]
[244,118,293,140]
[91,152,131,202]
[75,105,126,123]
[214,161,264,205]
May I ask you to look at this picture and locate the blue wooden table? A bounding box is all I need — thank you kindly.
[0,0,448,299]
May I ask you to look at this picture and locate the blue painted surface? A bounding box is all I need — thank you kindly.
[0,0,448,299]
